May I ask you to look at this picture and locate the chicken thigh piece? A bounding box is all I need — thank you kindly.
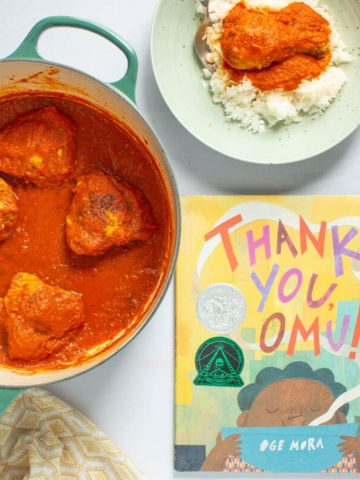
[66,170,156,256]
[0,178,18,241]
[221,2,330,70]
[2,273,84,362]
[0,106,77,186]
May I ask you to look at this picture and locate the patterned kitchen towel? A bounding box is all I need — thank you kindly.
[0,388,147,480]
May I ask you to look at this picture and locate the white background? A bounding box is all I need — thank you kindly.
[0,1,359,479]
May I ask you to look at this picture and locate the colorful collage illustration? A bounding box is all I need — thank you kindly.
[175,196,360,473]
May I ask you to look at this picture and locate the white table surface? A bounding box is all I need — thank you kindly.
[0,1,359,479]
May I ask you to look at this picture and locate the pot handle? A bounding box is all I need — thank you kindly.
[5,16,138,103]
[0,388,23,417]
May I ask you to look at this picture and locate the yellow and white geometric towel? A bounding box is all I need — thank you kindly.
[0,388,147,480]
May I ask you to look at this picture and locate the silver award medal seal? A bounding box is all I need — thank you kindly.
[196,283,247,334]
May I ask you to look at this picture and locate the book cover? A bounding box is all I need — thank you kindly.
[175,196,360,473]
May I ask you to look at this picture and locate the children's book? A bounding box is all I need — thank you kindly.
[175,196,360,474]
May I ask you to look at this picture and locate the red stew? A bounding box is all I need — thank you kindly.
[222,2,331,91]
[224,52,331,92]
[0,94,173,370]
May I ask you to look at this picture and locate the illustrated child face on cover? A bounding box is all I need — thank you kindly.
[201,361,360,473]
[237,377,345,427]
[236,362,348,427]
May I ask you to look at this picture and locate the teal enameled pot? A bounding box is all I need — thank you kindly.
[0,17,180,395]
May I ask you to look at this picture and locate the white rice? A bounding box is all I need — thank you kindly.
[196,0,352,132]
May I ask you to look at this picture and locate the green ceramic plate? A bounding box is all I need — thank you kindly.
[151,0,360,164]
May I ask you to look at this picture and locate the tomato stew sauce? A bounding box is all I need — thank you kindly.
[0,93,173,370]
